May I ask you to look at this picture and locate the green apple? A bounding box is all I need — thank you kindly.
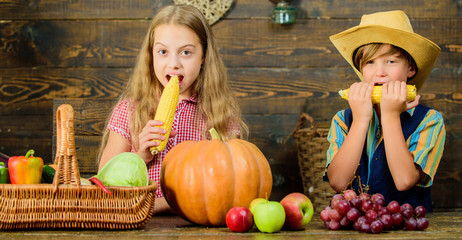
[249,198,266,215]
[253,200,286,233]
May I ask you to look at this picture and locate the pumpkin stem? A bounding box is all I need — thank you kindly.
[208,128,221,140]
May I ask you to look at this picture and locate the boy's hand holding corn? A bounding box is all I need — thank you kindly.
[339,84,416,104]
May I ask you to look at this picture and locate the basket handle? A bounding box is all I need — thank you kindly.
[293,113,317,135]
[55,104,76,157]
[283,112,317,145]
[53,104,81,191]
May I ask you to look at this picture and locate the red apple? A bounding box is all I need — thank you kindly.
[226,207,254,233]
[280,192,314,230]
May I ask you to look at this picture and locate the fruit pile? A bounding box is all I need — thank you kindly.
[226,192,315,233]
[320,190,429,233]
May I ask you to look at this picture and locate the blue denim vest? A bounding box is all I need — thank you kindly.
[344,105,432,211]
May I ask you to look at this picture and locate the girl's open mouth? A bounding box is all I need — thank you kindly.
[167,74,184,86]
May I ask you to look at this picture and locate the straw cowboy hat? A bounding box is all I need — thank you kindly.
[330,10,441,91]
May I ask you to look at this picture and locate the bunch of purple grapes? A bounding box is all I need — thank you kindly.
[320,190,429,233]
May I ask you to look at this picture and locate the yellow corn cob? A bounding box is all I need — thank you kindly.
[338,85,416,104]
[150,75,180,155]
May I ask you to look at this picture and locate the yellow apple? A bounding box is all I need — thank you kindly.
[249,198,266,215]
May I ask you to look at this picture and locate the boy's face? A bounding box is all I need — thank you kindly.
[361,44,416,85]
[152,23,204,101]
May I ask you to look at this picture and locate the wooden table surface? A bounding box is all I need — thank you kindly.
[1,211,461,239]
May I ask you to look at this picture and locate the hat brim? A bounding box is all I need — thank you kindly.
[330,25,441,90]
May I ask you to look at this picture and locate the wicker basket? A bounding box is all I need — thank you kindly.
[292,113,336,212]
[0,104,157,230]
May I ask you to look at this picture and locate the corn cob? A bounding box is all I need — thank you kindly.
[338,85,416,104]
[150,75,180,155]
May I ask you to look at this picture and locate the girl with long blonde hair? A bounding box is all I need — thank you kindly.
[98,5,248,214]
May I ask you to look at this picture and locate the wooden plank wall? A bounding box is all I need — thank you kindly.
[1,0,461,209]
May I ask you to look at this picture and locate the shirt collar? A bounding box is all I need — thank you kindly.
[370,106,417,127]
[181,95,198,104]
[407,107,416,117]
[372,106,417,120]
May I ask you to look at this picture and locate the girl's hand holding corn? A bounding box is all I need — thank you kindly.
[138,120,178,164]
[149,75,180,156]
[138,120,165,163]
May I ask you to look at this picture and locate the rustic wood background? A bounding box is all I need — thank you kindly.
[0,0,461,210]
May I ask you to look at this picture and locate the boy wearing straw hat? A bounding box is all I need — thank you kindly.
[324,10,446,211]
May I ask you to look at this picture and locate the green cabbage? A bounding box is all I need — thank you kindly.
[96,152,149,187]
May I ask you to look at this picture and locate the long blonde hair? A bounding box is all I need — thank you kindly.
[99,5,248,158]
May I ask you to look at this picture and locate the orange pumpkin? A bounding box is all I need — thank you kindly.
[160,129,273,226]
